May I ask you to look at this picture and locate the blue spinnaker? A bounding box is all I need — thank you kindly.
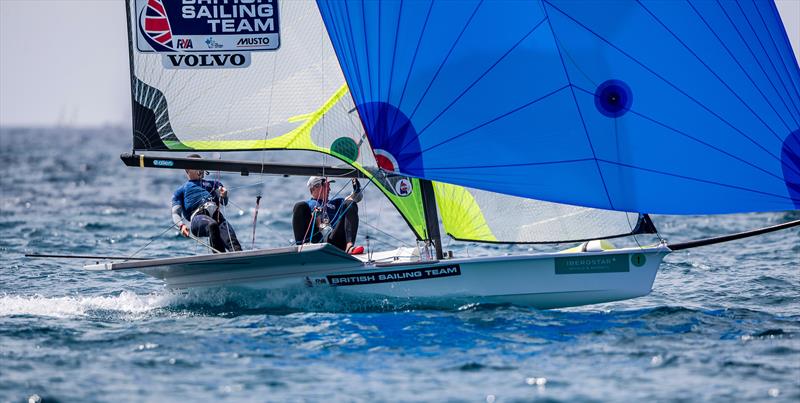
[317,0,800,214]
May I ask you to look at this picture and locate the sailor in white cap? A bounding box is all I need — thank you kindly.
[292,176,364,254]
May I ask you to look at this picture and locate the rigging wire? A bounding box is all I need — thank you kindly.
[319,17,328,199]
[225,180,271,192]
[298,179,373,251]
[213,161,236,252]
[297,207,319,253]
[300,23,329,251]
[125,219,223,259]
[363,165,373,259]
[612,112,651,251]
[360,220,412,248]
[248,28,280,251]
[326,178,372,233]
[126,222,182,259]
[187,231,223,254]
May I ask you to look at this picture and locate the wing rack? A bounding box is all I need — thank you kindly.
[121,153,368,178]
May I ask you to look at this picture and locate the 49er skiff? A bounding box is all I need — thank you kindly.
[86,243,669,309]
[56,0,800,309]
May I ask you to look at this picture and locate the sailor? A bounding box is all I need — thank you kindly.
[171,154,242,253]
[292,176,364,254]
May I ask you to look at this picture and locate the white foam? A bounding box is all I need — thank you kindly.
[0,291,182,318]
[0,284,462,317]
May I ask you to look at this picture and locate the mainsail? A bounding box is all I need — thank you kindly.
[126,0,429,239]
[317,0,800,215]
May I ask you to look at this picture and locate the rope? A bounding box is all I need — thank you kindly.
[327,179,371,232]
[251,195,261,249]
[213,166,236,252]
[614,116,650,251]
[187,231,223,254]
[125,219,222,258]
[297,179,371,251]
[126,222,182,259]
[299,208,318,252]
[360,220,412,248]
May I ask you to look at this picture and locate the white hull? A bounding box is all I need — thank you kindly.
[87,244,669,309]
[338,252,665,309]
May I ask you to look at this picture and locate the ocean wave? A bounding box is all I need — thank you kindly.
[0,291,181,319]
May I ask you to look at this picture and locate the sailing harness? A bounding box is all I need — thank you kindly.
[189,200,219,222]
[299,178,368,251]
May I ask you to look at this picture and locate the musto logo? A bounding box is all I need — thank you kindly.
[163,53,251,69]
[237,37,271,47]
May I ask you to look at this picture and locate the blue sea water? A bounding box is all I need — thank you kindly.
[1,127,798,402]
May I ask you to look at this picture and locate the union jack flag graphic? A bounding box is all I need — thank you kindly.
[140,0,174,51]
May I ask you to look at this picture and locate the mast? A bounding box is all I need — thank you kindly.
[124,0,137,155]
[419,179,444,260]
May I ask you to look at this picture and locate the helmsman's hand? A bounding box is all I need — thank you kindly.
[180,224,190,237]
[219,186,228,199]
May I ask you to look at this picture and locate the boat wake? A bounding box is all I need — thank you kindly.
[0,287,491,318]
[0,291,180,319]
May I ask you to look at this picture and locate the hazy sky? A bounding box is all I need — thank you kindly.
[0,0,798,127]
[1,0,130,127]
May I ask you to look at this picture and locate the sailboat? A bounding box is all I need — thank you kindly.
[76,0,799,309]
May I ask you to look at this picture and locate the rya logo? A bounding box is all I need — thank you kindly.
[176,39,193,49]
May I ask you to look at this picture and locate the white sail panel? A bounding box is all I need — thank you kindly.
[434,183,650,243]
[129,0,351,149]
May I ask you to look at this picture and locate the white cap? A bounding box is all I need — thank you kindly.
[306,176,334,190]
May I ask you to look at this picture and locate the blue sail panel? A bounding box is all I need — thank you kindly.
[547,0,789,160]
[545,2,793,212]
[736,0,800,115]
[425,160,614,210]
[675,1,797,129]
[317,0,800,214]
[414,16,570,157]
[423,89,596,172]
[573,89,790,213]
[759,2,800,100]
